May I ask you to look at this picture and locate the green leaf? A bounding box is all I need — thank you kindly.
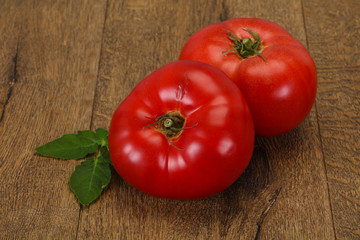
[69,156,111,205]
[95,128,109,147]
[100,145,112,166]
[95,128,108,140]
[35,130,101,159]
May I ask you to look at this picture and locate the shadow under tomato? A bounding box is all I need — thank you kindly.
[105,124,312,238]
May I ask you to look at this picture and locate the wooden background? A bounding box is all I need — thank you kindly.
[0,0,359,239]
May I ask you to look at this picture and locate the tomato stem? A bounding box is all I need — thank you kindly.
[222,28,267,63]
[163,118,173,128]
[145,112,197,150]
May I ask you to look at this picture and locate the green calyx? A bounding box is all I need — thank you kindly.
[222,28,267,63]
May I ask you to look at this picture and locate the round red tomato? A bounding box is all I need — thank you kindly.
[108,60,254,200]
[179,18,317,136]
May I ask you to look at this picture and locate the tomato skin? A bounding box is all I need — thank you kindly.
[108,61,254,200]
[179,18,317,136]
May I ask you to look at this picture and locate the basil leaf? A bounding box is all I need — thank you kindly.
[78,130,100,143]
[69,156,111,205]
[96,128,109,148]
[100,145,112,166]
[35,130,100,159]
[95,128,108,141]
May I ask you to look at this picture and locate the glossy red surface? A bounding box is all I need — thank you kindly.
[108,61,254,199]
[180,18,317,136]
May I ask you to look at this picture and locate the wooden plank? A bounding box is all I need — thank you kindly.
[303,0,360,239]
[0,1,20,121]
[0,0,106,239]
[316,69,359,239]
[79,0,334,239]
[303,0,360,68]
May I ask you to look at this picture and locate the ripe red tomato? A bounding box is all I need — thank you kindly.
[179,18,317,136]
[108,61,254,200]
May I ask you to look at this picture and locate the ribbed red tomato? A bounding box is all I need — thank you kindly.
[180,18,317,136]
[108,61,254,199]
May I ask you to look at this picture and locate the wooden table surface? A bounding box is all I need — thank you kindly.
[1,0,359,239]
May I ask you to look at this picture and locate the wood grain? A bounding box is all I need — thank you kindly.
[303,0,360,68]
[0,0,20,122]
[304,0,360,238]
[316,68,360,239]
[0,0,359,239]
[0,0,106,238]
